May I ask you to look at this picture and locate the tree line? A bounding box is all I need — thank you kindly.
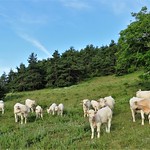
[0,7,150,98]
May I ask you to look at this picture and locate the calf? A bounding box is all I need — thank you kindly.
[88,106,112,139]
[98,96,115,110]
[47,103,57,115]
[136,89,150,99]
[14,103,30,124]
[129,97,145,123]
[82,99,91,117]
[91,100,100,112]
[0,100,4,114]
[25,99,36,113]
[35,105,43,119]
[55,103,64,116]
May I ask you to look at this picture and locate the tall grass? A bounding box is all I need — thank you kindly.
[0,71,150,149]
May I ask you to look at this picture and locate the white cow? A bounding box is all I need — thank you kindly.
[129,97,146,123]
[25,99,36,113]
[35,105,43,119]
[91,100,100,112]
[55,103,64,116]
[88,106,112,139]
[98,96,115,110]
[136,89,150,99]
[14,103,30,124]
[0,100,4,114]
[47,103,57,115]
[82,99,91,117]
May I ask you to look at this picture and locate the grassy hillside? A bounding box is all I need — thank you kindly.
[0,71,149,150]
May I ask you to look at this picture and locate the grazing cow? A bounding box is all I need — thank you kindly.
[136,89,150,99]
[91,100,100,112]
[98,96,115,110]
[134,99,150,125]
[25,99,36,113]
[55,103,64,116]
[14,103,30,124]
[0,100,4,114]
[129,97,145,123]
[88,106,112,139]
[35,105,43,119]
[82,99,91,117]
[47,103,57,115]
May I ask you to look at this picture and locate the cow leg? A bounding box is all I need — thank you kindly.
[131,108,136,122]
[148,114,150,124]
[52,110,55,115]
[97,122,101,138]
[106,118,111,133]
[140,110,145,125]
[21,115,23,124]
[15,114,18,122]
[90,123,94,139]
[84,111,86,117]
[25,117,27,124]
[2,108,4,114]
[31,108,34,113]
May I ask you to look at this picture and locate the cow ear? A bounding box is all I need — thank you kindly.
[103,98,107,102]
[134,101,138,105]
[17,106,20,109]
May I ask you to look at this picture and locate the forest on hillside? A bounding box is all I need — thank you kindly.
[0,7,150,98]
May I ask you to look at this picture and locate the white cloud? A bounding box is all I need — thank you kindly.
[97,0,149,15]
[60,0,91,10]
[0,9,52,59]
[19,13,48,25]
[19,33,52,58]
[97,0,128,15]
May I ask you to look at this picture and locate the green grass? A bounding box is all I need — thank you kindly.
[0,71,150,150]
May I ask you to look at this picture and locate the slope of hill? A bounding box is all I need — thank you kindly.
[0,71,149,150]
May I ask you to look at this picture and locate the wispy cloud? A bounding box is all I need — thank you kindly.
[60,0,91,10]
[0,8,51,58]
[19,13,48,25]
[19,33,52,58]
[96,0,129,15]
[112,1,127,15]
[97,0,146,15]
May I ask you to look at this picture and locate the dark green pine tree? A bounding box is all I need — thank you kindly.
[80,44,98,78]
[7,69,17,92]
[26,53,44,90]
[0,72,8,99]
[100,40,117,75]
[14,63,28,91]
[57,47,82,87]
[46,50,61,87]
[0,85,6,99]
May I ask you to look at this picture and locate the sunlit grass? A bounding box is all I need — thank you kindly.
[0,71,149,149]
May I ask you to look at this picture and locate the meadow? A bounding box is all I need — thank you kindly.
[0,71,150,150]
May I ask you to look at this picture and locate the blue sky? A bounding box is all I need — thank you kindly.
[0,0,150,76]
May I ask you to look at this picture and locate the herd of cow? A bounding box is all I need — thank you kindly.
[0,89,150,139]
[82,89,150,139]
[0,99,64,125]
